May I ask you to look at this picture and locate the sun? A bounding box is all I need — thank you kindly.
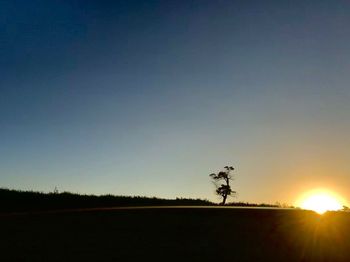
[297,189,345,214]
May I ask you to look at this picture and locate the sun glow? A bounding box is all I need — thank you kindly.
[297,189,345,214]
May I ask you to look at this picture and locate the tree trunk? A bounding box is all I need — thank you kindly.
[222,194,227,205]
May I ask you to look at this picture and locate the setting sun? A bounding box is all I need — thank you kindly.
[297,190,345,214]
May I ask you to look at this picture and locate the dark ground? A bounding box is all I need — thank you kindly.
[2,207,350,262]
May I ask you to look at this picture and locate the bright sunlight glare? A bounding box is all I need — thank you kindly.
[297,189,345,214]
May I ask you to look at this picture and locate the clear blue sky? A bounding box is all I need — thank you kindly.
[1,0,350,204]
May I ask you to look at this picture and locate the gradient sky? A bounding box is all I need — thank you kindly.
[1,0,350,204]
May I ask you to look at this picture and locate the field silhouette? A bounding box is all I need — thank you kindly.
[2,206,350,261]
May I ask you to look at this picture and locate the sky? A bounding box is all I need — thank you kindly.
[1,0,350,205]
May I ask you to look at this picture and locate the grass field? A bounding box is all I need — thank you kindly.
[2,207,350,261]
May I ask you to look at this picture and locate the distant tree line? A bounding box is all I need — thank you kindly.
[0,188,296,213]
[225,202,295,208]
[0,188,212,213]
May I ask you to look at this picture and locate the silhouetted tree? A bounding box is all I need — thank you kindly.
[53,186,59,194]
[209,166,236,205]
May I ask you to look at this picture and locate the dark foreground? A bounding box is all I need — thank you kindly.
[2,207,350,262]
